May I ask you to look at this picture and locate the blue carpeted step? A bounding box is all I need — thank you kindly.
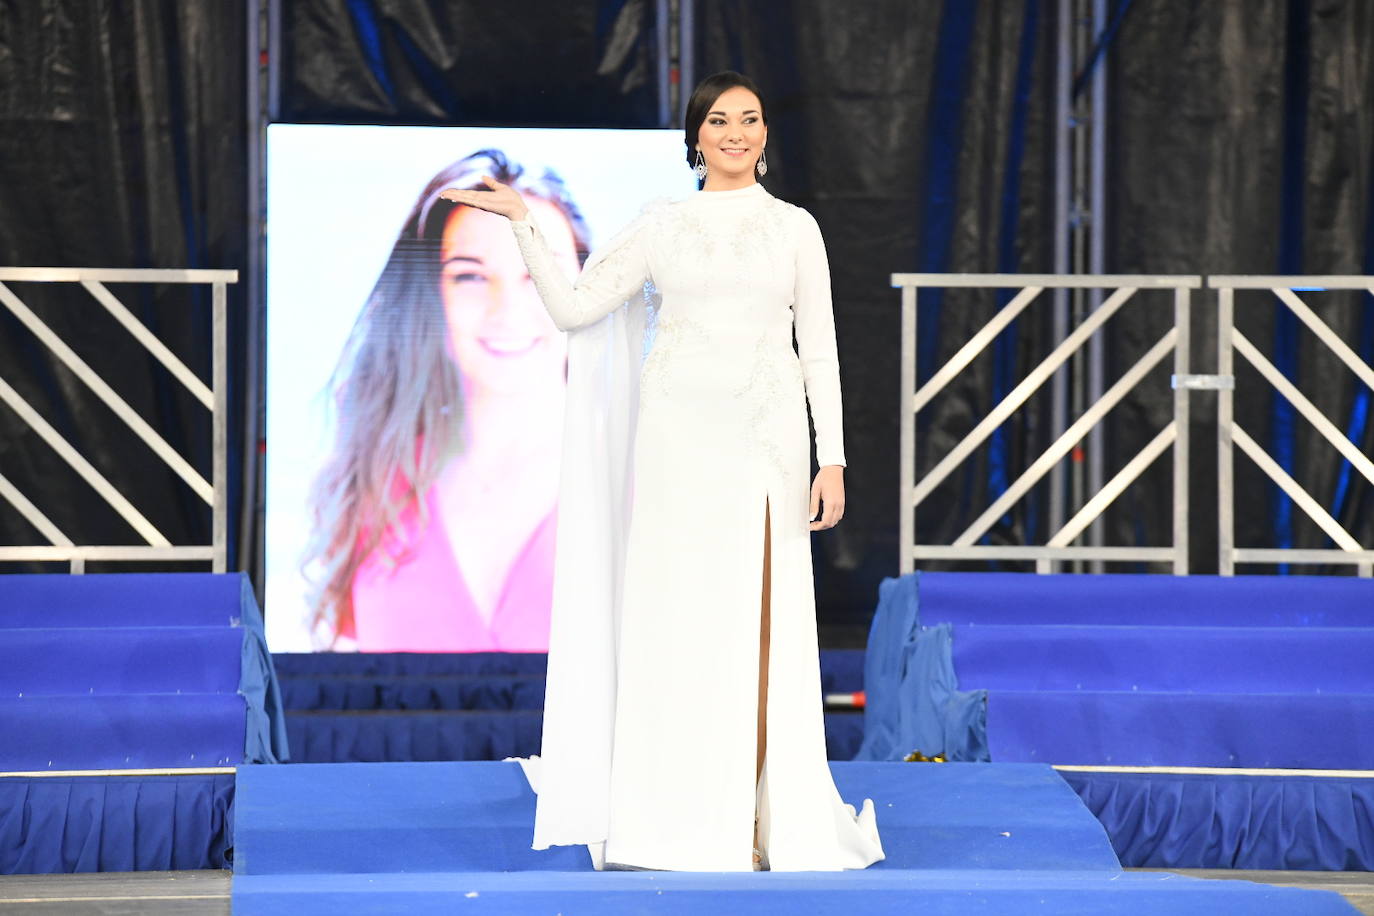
[0,627,243,695]
[986,690,1374,768]
[0,573,248,628]
[0,694,246,769]
[279,673,548,711]
[232,869,1357,915]
[284,710,867,763]
[285,710,545,763]
[271,652,551,678]
[232,761,1121,875]
[919,572,1374,627]
[271,648,867,693]
[950,624,1374,693]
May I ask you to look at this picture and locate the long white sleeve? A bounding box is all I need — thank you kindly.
[793,210,846,468]
[510,215,651,332]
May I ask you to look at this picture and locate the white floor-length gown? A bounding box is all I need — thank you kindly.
[507,181,884,872]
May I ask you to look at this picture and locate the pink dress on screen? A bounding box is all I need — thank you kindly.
[350,486,556,652]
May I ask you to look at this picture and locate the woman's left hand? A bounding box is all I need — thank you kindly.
[438,175,530,222]
[809,465,845,531]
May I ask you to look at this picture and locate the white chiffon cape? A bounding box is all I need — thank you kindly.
[507,205,663,862]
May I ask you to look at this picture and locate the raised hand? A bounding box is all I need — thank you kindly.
[439,175,530,222]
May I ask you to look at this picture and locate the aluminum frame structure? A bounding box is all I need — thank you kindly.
[0,267,237,573]
[893,273,1202,577]
[1211,276,1374,578]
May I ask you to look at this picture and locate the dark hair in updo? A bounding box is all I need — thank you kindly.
[683,71,769,171]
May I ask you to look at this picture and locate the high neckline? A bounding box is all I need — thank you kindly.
[692,182,768,201]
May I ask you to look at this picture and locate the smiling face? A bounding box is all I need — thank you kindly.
[439,197,574,396]
[695,86,768,187]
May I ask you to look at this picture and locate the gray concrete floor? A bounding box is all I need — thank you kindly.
[0,868,1370,914]
[1133,869,1374,915]
[0,871,230,915]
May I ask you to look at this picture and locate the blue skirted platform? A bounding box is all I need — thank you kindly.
[231,760,1357,914]
[274,649,867,763]
[0,573,288,874]
[857,571,1374,870]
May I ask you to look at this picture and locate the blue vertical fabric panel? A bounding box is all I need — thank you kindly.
[1272,0,1310,562]
[344,0,396,103]
[985,0,1041,539]
[914,1,979,390]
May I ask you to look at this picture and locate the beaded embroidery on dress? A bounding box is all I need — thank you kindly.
[506,183,884,873]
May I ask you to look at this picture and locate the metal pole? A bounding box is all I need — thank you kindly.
[1049,0,1072,566]
[1172,287,1189,574]
[656,0,671,127]
[213,281,228,574]
[1069,0,1092,571]
[243,0,265,586]
[267,0,281,122]
[900,285,917,575]
[678,0,694,125]
[1217,286,1235,575]
[1086,0,1108,570]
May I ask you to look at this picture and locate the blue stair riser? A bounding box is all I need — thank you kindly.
[0,695,246,769]
[269,649,867,694]
[950,625,1374,693]
[987,690,1374,768]
[279,675,549,711]
[282,711,866,763]
[0,627,243,695]
[0,574,246,628]
[919,572,1374,627]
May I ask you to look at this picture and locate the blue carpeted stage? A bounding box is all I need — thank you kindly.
[0,573,285,874]
[6,567,1371,899]
[858,571,1374,870]
[230,759,1357,913]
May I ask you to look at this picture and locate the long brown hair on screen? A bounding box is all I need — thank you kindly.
[301,149,591,648]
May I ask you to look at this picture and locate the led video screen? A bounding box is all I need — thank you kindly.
[266,124,696,652]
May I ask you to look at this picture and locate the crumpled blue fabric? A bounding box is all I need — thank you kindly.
[855,572,988,762]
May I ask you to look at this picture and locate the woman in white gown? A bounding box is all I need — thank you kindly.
[441,71,884,873]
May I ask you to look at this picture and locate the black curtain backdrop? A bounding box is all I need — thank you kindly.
[0,1,247,570]
[1106,0,1374,572]
[280,0,661,124]
[2,2,1371,644]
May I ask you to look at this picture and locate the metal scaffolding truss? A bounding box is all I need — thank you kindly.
[895,273,1374,578]
[1213,276,1374,577]
[893,273,1200,577]
[0,268,236,573]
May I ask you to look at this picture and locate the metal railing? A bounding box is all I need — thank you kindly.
[1212,276,1374,577]
[0,268,236,573]
[893,273,1201,576]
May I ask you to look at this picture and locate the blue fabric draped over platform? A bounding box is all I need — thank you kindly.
[274,649,867,763]
[1062,770,1374,871]
[856,571,1374,870]
[0,773,234,873]
[0,573,288,769]
[855,574,988,762]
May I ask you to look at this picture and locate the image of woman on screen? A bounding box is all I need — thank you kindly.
[302,149,590,652]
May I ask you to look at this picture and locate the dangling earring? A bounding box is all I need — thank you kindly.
[694,150,708,181]
[756,148,768,177]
